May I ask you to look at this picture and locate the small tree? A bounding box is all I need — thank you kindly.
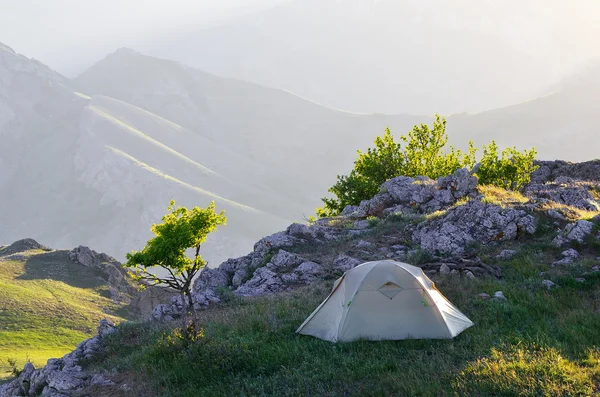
[124,200,226,338]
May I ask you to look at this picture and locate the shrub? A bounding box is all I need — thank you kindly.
[318,116,538,217]
[318,115,476,216]
[476,140,538,191]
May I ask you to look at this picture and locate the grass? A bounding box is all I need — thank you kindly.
[478,185,529,207]
[537,201,600,222]
[0,249,134,380]
[83,239,600,396]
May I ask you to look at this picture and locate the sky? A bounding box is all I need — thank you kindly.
[2,0,600,80]
[0,0,286,75]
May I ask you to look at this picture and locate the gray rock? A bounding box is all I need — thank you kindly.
[477,293,490,299]
[268,250,307,270]
[234,268,282,296]
[253,231,300,254]
[341,205,360,217]
[332,254,362,272]
[439,263,451,275]
[496,249,518,260]
[575,277,586,283]
[414,200,537,255]
[464,271,475,279]
[493,291,507,301]
[354,239,374,249]
[553,220,594,246]
[286,223,312,239]
[542,279,558,290]
[562,248,580,259]
[353,220,372,230]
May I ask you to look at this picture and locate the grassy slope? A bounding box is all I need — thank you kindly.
[0,248,133,380]
[86,213,600,397]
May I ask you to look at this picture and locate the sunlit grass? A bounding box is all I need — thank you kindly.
[478,184,529,207]
[538,200,600,221]
[0,252,129,379]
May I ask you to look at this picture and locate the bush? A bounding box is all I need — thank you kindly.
[318,115,476,216]
[318,116,538,217]
[476,140,538,191]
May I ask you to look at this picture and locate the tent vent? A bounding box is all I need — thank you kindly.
[378,282,402,299]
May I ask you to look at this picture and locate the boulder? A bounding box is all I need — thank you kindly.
[552,220,594,246]
[332,254,362,272]
[492,291,507,301]
[413,200,537,255]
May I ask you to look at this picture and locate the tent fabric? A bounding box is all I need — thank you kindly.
[296,260,473,342]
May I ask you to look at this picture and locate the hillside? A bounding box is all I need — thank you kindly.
[0,239,149,381]
[2,41,600,267]
[5,161,600,396]
[0,42,426,265]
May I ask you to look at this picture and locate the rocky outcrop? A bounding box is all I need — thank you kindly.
[68,246,133,304]
[0,238,50,257]
[0,320,115,397]
[525,177,600,211]
[347,168,478,218]
[531,160,600,184]
[413,200,537,255]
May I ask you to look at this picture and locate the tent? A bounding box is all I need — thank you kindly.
[296,260,473,342]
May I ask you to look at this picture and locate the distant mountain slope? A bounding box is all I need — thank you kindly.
[153,0,556,115]
[446,75,600,162]
[0,239,138,379]
[73,48,426,202]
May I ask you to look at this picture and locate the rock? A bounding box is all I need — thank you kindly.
[332,254,362,272]
[231,269,249,288]
[553,220,594,246]
[97,319,115,338]
[413,200,537,255]
[439,263,451,275]
[553,248,581,266]
[69,245,97,267]
[295,261,323,281]
[542,280,558,290]
[253,231,300,254]
[286,223,311,239]
[492,291,507,301]
[477,293,490,299]
[235,267,282,296]
[562,248,580,259]
[354,240,374,249]
[565,220,594,242]
[575,277,586,283]
[268,250,307,270]
[464,271,475,279]
[496,249,518,260]
[450,269,459,275]
[341,205,360,217]
[353,220,372,230]
[592,265,600,272]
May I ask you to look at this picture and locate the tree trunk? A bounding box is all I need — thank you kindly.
[180,290,188,340]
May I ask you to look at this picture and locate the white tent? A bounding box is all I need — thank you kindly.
[296,260,473,342]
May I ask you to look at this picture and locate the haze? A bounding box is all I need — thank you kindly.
[0,0,287,76]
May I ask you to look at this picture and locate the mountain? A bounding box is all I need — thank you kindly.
[445,62,600,162]
[0,43,424,264]
[153,0,560,115]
